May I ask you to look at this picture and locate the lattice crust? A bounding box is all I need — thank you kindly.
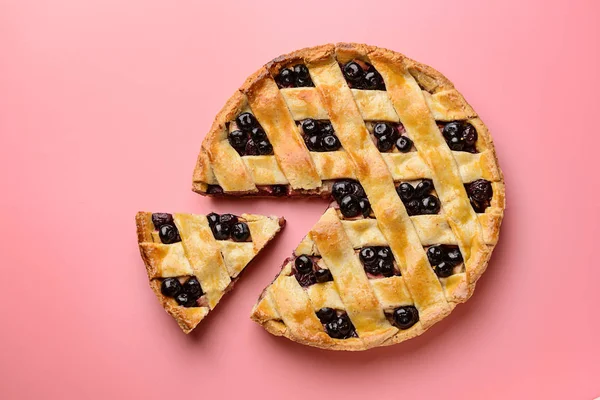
[136,212,284,333]
[191,43,505,350]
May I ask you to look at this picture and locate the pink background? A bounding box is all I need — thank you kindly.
[1,0,599,398]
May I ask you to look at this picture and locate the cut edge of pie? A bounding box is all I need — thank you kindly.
[136,211,285,334]
[190,43,505,350]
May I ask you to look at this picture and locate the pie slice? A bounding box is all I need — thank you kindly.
[191,43,505,350]
[136,211,284,333]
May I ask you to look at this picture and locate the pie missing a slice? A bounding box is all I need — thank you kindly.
[191,43,504,350]
[136,211,284,333]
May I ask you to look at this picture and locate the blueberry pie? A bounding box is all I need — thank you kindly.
[136,211,284,333]
[191,43,505,350]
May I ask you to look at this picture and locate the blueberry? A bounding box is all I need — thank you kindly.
[161,278,182,297]
[276,68,296,87]
[339,194,361,218]
[152,213,173,230]
[396,136,413,152]
[420,195,440,214]
[257,139,273,155]
[326,315,354,339]
[364,259,380,275]
[444,247,463,266]
[295,255,313,274]
[393,306,419,329]
[206,185,223,195]
[373,122,393,138]
[316,307,336,323]
[332,180,352,201]
[397,182,415,201]
[319,121,334,136]
[364,70,385,90]
[463,123,478,146]
[219,214,238,228]
[427,245,444,265]
[231,222,250,242]
[183,277,202,298]
[175,292,197,307]
[358,197,371,217]
[359,247,377,266]
[467,179,493,203]
[271,185,287,196]
[315,268,333,283]
[377,134,395,152]
[211,223,230,240]
[294,64,310,80]
[295,76,313,87]
[335,315,353,337]
[245,138,259,155]
[306,134,323,151]
[295,271,317,287]
[206,212,219,226]
[251,127,267,142]
[301,119,319,135]
[159,223,181,244]
[228,130,248,151]
[377,247,393,261]
[343,61,364,82]
[470,200,486,213]
[435,261,454,278]
[322,135,341,151]
[332,180,364,202]
[414,179,433,199]
[448,135,465,151]
[442,122,462,139]
[405,199,421,216]
[236,112,257,131]
[349,181,366,197]
[378,258,395,277]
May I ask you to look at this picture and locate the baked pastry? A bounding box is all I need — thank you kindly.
[191,43,505,350]
[136,211,284,333]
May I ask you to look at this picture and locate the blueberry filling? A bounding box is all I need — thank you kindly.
[426,245,463,278]
[341,61,386,90]
[160,276,203,308]
[161,277,182,297]
[231,222,250,242]
[295,255,313,273]
[206,185,223,195]
[395,136,413,152]
[275,64,314,88]
[228,112,274,156]
[371,122,412,152]
[152,213,174,230]
[270,185,288,197]
[359,246,397,277]
[207,213,251,242]
[392,306,419,329]
[315,268,333,283]
[316,307,336,323]
[465,179,493,212]
[395,179,441,216]
[206,212,220,226]
[332,180,371,218]
[159,223,181,244]
[300,119,342,152]
[316,308,357,339]
[294,255,316,287]
[439,121,478,153]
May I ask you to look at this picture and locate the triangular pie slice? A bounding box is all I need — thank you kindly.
[136,211,284,333]
[191,43,505,350]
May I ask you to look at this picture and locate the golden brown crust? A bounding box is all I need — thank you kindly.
[193,43,504,350]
